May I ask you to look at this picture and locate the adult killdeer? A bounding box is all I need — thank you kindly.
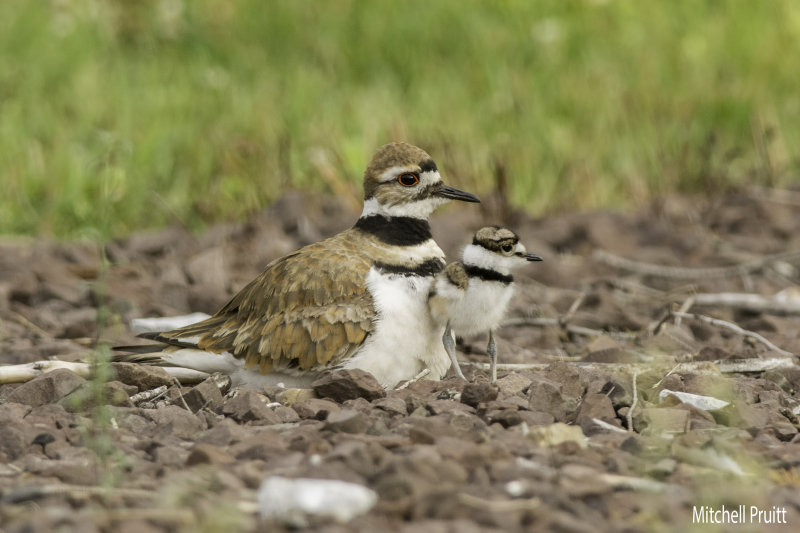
[118,142,480,388]
[428,226,542,382]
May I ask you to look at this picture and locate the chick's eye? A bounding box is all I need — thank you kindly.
[502,244,513,253]
[398,173,419,187]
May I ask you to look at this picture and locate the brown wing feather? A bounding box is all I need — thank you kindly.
[154,229,375,373]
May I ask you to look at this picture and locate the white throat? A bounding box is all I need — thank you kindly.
[462,244,512,275]
[360,196,449,220]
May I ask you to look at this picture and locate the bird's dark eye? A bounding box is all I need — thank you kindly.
[397,173,419,187]
[502,244,513,253]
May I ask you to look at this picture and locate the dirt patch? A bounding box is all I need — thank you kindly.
[2,189,800,531]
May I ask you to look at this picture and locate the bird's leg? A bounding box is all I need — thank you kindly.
[487,329,498,383]
[443,322,466,380]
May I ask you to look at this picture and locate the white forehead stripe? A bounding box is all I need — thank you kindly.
[379,166,411,182]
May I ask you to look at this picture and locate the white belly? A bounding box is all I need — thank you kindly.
[448,281,515,336]
[345,267,450,387]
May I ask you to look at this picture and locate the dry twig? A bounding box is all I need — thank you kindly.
[502,317,637,340]
[671,311,795,357]
[692,292,800,316]
[129,385,168,404]
[462,358,795,374]
[395,368,431,390]
[627,371,639,432]
[593,249,800,280]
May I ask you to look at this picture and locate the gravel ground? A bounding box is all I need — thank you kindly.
[2,189,800,532]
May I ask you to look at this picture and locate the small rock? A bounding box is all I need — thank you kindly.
[111,363,173,392]
[180,377,225,412]
[517,411,555,426]
[6,369,86,407]
[539,361,583,398]
[324,409,369,434]
[273,405,301,423]
[144,405,206,440]
[560,463,611,498]
[528,376,570,421]
[645,457,677,479]
[484,408,523,428]
[583,348,638,363]
[59,380,135,412]
[528,423,587,449]
[186,443,235,466]
[197,418,249,446]
[585,335,620,352]
[409,426,436,444]
[312,369,386,402]
[460,382,499,408]
[221,390,281,425]
[57,308,97,339]
[372,397,408,416]
[276,388,317,405]
[576,393,622,435]
[292,398,341,420]
[426,399,475,416]
[0,420,34,461]
[634,407,689,437]
[495,373,532,396]
[587,376,633,408]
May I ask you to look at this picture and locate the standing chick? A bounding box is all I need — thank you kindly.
[429,226,542,382]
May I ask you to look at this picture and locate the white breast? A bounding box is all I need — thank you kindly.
[447,280,515,336]
[345,267,450,387]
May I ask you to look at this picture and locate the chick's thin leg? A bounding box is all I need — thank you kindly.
[487,329,498,383]
[443,323,466,380]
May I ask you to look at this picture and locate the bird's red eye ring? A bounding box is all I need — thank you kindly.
[397,173,419,187]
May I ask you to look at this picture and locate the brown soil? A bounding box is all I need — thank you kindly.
[2,189,800,532]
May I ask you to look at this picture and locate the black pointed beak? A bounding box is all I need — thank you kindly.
[436,184,481,203]
[524,253,543,262]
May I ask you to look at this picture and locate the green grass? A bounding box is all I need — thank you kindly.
[2,0,799,238]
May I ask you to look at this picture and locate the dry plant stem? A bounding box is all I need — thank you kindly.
[129,385,168,404]
[172,378,192,411]
[693,292,800,315]
[2,484,154,504]
[593,418,628,434]
[593,249,800,280]
[462,357,795,374]
[627,371,639,432]
[674,295,696,327]
[502,317,637,340]
[0,360,210,385]
[671,311,795,357]
[395,368,431,390]
[457,492,541,511]
[8,311,52,338]
[560,291,587,325]
[599,474,671,493]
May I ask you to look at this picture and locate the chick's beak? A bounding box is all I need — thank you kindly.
[523,252,543,262]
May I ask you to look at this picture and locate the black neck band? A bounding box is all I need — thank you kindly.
[374,258,444,277]
[464,265,513,284]
[354,215,433,246]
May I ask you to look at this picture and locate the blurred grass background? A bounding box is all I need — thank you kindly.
[1,0,799,239]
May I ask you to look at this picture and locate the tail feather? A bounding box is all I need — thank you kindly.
[112,343,165,355]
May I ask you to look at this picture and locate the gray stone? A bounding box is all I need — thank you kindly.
[221,390,281,425]
[312,369,386,402]
[6,369,86,407]
[110,363,173,392]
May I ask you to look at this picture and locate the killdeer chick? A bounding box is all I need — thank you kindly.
[117,142,480,388]
[428,226,542,382]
